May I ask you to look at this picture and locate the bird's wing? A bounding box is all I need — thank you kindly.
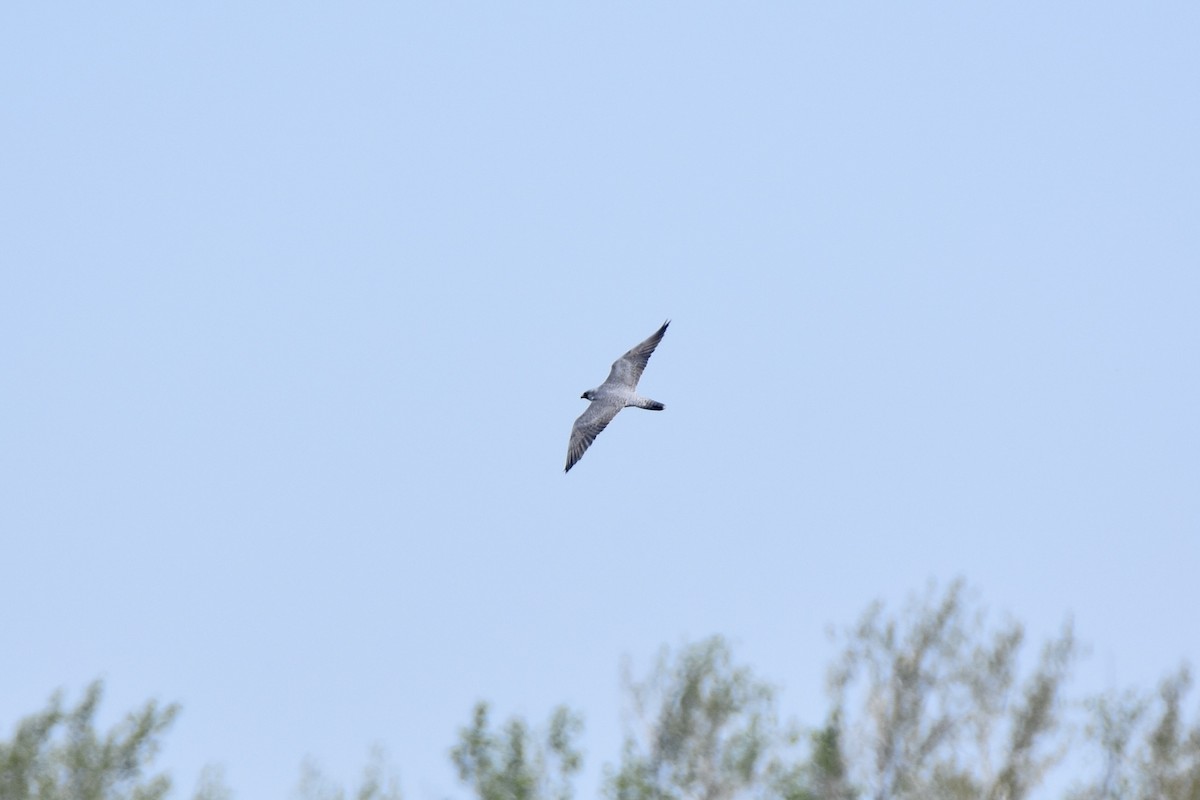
[603,319,670,389]
[565,398,624,472]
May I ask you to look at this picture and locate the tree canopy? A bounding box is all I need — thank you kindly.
[0,681,177,800]
[4,582,1198,800]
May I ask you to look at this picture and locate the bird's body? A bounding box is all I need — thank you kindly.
[565,320,670,473]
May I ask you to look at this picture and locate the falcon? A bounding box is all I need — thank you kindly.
[565,320,670,473]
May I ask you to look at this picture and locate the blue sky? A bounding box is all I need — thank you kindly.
[2,3,1198,798]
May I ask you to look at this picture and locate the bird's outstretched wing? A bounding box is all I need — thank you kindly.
[565,399,624,472]
[603,319,670,389]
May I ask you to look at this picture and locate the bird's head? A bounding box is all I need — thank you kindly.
[581,390,595,401]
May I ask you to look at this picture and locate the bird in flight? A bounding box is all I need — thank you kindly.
[565,320,670,473]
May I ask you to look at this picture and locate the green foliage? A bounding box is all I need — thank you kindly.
[6,582,1200,800]
[607,636,799,800]
[800,717,855,800]
[191,766,234,800]
[0,681,179,800]
[293,746,403,800]
[827,579,1077,800]
[451,702,583,800]
[1071,666,1200,800]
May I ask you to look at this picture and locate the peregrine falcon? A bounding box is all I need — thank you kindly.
[565,320,670,473]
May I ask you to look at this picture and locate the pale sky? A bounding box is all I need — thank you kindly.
[2,4,1198,799]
